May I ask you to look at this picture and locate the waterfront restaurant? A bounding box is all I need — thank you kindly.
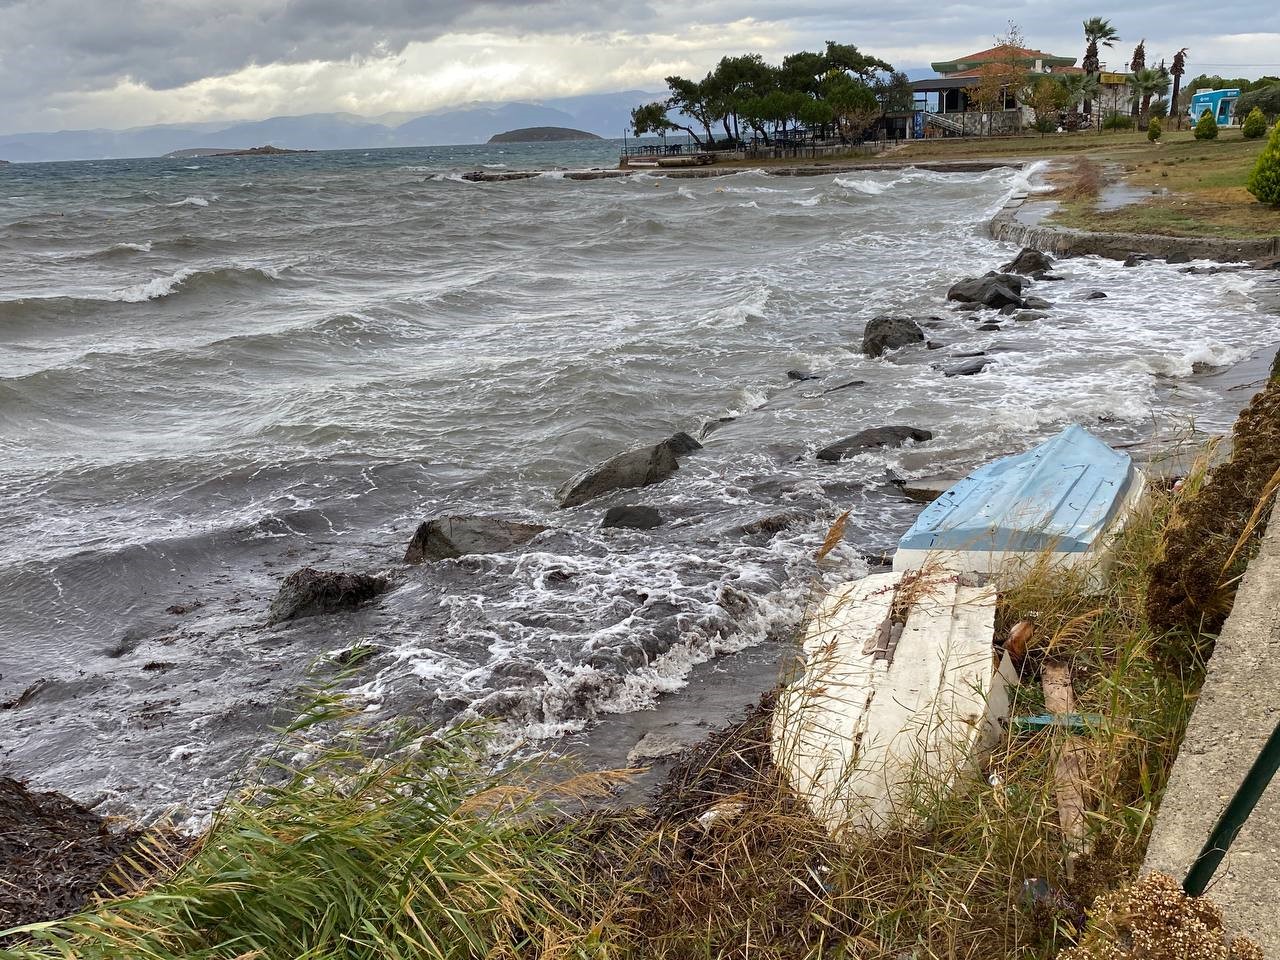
[910,44,1085,136]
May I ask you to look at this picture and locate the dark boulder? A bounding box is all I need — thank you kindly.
[1166,251,1192,264]
[817,426,933,462]
[1021,295,1052,310]
[977,322,1003,331]
[862,316,925,357]
[1033,272,1065,282]
[823,378,866,394]
[786,369,819,381]
[1083,290,1108,300]
[1123,253,1153,267]
[946,275,1023,309]
[663,431,704,457]
[404,516,547,563]
[602,505,664,529]
[1015,310,1049,322]
[735,512,803,537]
[267,568,391,624]
[556,433,699,508]
[1001,248,1055,275]
[943,357,992,377]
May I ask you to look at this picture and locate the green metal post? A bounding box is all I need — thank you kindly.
[1184,719,1280,896]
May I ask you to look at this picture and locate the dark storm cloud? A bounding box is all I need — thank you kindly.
[1,0,1276,133]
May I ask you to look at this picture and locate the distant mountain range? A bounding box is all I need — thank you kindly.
[0,91,661,163]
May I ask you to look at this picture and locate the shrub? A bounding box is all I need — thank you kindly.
[1033,116,1057,134]
[1150,98,1169,119]
[1247,118,1280,204]
[1243,106,1268,139]
[1103,113,1134,130]
[1147,117,1162,141]
[1194,109,1219,139]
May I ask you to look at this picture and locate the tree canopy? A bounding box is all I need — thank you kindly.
[630,42,899,146]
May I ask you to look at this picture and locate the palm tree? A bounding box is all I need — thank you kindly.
[1129,66,1170,129]
[1057,73,1101,131]
[1128,40,1147,117]
[1170,48,1189,129]
[1082,18,1120,117]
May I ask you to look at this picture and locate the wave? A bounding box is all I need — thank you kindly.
[167,195,213,208]
[0,264,286,323]
[111,263,282,302]
[833,176,889,195]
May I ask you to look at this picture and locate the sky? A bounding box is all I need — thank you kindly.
[2,1,1278,135]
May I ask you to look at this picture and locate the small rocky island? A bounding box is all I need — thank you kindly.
[163,145,315,158]
[487,127,602,144]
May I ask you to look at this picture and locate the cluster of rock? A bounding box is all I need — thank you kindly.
[261,246,1111,625]
[265,431,706,623]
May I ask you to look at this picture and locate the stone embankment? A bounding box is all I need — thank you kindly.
[990,190,1280,264]
[1143,508,1280,954]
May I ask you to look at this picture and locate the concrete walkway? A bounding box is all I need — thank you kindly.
[1144,508,1280,951]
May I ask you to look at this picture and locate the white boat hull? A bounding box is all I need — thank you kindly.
[771,570,1011,833]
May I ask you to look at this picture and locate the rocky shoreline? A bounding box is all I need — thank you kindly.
[7,159,1280,932]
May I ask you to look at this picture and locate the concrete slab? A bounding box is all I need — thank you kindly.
[1143,509,1280,951]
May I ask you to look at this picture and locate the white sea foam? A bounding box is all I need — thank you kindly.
[112,267,199,301]
[834,176,889,194]
[167,195,211,207]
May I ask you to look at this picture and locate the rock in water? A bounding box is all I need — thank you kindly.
[862,316,926,357]
[268,568,390,624]
[1001,248,1055,275]
[817,426,933,462]
[1166,251,1192,264]
[662,431,704,457]
[556,433,700,507]
[946,275,1023,309]
[943,357,991,377]
[1084,290,1108,300]
[602,505,664,529]
[404,516,548,563]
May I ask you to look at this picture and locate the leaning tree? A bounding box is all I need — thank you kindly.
[1170,48,1189,129]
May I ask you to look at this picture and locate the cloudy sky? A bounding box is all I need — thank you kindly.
[2,0,1277,134]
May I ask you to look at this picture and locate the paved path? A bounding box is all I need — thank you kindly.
[1144,508,1280,951]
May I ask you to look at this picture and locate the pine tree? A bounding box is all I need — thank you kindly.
[1247,119,1280,205]
[1194,108,1218,140]
[1242,107,1268,139]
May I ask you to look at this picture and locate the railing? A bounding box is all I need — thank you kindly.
[619,137,888,164]
[925,112,965,134]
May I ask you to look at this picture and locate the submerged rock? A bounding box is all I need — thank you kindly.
[817,426,933,462]
[1021,295,1052,310]
[977,322,1003,331]
[1123,253,1153,267]
[267,568,391,624]
[943,357,992,377]
[556,433,701,507]
[1166,251,1192,264]
[1001,248,1055,275]
[1015,310,1049,322]
[602,505,664,529]
[1084,290,1108,300]
[862,316,926,357]
[404,516,548,563]
[786,369,819,381]
[946,275,1023,309]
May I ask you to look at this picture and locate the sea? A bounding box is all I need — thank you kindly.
[1,139,1275,824]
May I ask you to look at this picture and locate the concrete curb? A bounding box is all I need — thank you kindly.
[1143,507,1280,952]
[989,193,1280,264]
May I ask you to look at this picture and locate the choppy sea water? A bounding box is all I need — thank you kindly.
[1,142,1274,824]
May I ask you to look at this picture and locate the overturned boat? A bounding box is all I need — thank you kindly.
[772,569,1016,832]
[893,425,1146,580]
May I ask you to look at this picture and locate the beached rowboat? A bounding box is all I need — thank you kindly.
[772,569,1016,832]
[893,424,1146,580]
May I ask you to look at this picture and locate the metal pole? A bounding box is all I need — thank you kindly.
[1184,719,1280,896]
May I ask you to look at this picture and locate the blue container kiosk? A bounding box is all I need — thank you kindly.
[1188,88,1240,126]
